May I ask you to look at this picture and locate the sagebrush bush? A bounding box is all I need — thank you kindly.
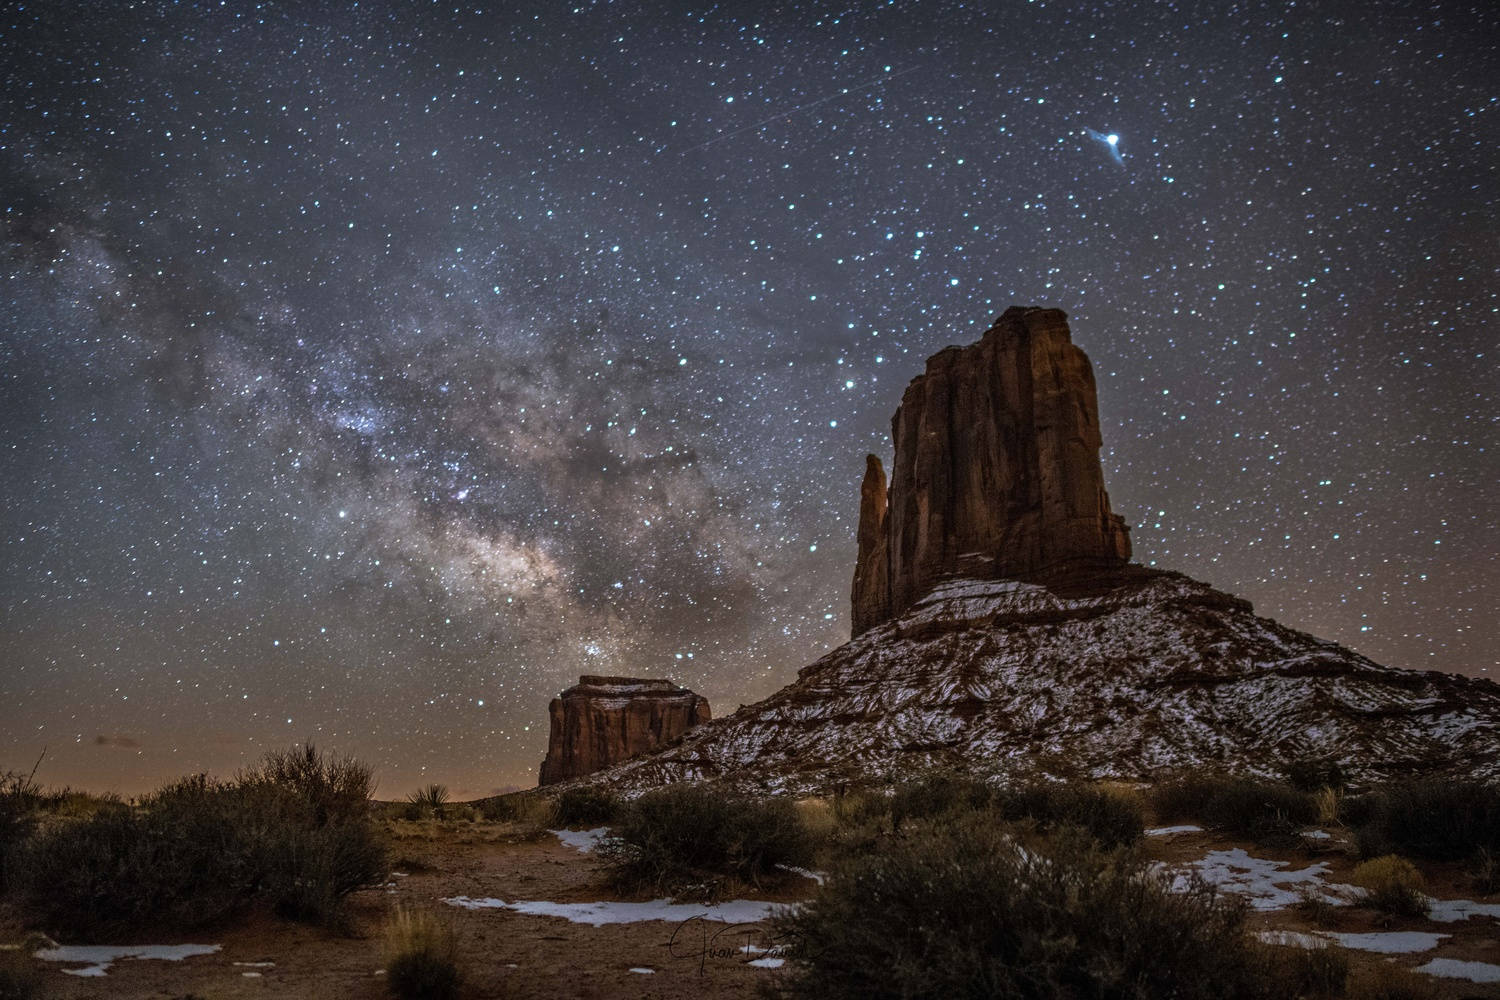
[1150,773,1317,839]
[992,779,1144,848]
[883,772,1144,847]
[1351,855,1428,919]
[605,783,813,892]
[553,784,621,827]
[768,815,1306,1000]
[1283,757,1348,793]
[14,744,387,939]
[382,905,461,1000]
[1346,779,1500,862]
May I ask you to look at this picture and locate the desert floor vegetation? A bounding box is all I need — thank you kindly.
[6,744,388,940]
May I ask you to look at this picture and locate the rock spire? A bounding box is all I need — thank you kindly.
[852,306,1131,635]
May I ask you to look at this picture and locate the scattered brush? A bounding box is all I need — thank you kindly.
[1345,778,1500,862]
[14,744,388,940]
[1350,855,1429,919]
[605,783,814,894]
[382,905,461,1000]
[552,785,621,827]
[769,814,1314,1000]
[1294,885,1343,928]
[1150,772,1317,840]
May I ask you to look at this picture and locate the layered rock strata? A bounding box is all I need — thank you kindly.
[537,675,710,785]
[852,306,1131,636]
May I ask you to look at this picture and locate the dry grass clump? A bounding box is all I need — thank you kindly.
[768,812,1314,1000]
[12,744,387,939]
[1350,855,1428,919]
[382,905,461,1000]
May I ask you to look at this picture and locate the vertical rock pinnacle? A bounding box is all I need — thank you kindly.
[851,306,1131,635]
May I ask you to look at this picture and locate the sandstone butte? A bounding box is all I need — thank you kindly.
[537,675,710,785]
[571,305,1500,794]
[853,305,1132,635]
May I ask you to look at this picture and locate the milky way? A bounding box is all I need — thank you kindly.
[3,2,1495,795]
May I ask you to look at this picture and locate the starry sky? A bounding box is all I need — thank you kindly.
[3,1,1495,797]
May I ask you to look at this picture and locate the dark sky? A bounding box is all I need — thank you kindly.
[3,1,1495,797]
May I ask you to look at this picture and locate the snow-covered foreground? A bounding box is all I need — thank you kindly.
[442,896,784,927]
[35,943,221,977]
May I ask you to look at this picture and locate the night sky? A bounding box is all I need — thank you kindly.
[3,2,1494,797]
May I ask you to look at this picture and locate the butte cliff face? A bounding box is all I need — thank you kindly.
[537,676,710,786]
[853,306,1131,636]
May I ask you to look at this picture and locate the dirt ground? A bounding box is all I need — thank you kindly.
[3,817,1498,999]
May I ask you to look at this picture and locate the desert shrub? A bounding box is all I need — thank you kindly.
[1350,855,1428,919]
[239,743,376,825]
[888,772,995,828]
[768,815,1304,1000]
[553,784,621,827]
[15,745,387,939]
[1151,773,1317,839]
[606,784,813,892]
[404,784,451,820]
[1283,757,1348,793]
[382,905,461,1000]
[1346,779,1500,862]
[992,779,1144,848]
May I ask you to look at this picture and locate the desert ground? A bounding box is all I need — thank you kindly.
[4,802,1499,1000]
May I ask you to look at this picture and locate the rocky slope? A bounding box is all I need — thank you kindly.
[591,567,1500,794]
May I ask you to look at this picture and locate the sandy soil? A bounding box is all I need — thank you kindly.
[3,818,1498,999]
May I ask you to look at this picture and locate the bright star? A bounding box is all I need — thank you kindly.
[1086,127,1125,166]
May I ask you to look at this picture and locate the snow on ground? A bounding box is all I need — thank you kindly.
[1171,849,1338,910]
[1257,930,1448,954]
[628,967,655,974]
[1145,825,1203,837]
[748,957,786,968]
[1319,932,1450,954]
[1413,958,1500,984]
[442,896,784,926]
[35,944,221,977]
[551,827,613,853]
[1426,897,1500,922]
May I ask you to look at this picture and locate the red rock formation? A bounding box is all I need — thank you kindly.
[538,675,710,785]
[852,306,1131,635]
